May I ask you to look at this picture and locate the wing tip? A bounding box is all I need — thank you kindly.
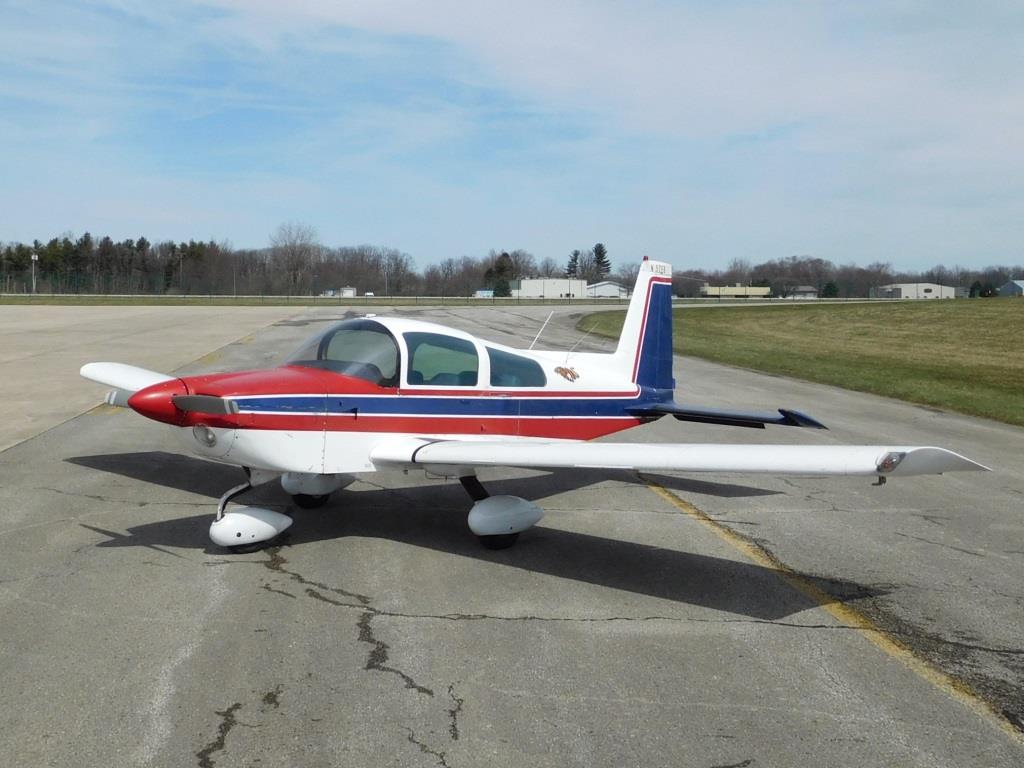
[892,447,991,475]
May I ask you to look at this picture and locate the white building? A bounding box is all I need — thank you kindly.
[701,284,771,299]
[510,278,587,298]
[586,281,629,298]
[788,285,820,300]
[872,283,955,299]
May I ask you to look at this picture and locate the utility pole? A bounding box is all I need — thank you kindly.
[31,253,38,294]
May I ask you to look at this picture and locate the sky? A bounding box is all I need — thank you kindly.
[1,1,1022,271]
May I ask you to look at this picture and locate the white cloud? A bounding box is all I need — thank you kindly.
[2,1,1022,267]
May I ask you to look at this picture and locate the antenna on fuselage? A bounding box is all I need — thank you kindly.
[564,322,599,363]
[528,311,554,350]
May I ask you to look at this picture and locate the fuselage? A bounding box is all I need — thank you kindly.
[127,315,666,474]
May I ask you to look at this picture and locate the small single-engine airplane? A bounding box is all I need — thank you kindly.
[81,258,987,550]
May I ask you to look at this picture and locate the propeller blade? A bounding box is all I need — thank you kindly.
[171,395,240,415]
[104,388,133,408]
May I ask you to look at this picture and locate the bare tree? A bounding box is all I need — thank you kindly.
[507,249,537,278]
[537,256,563,277]
[615,262,641,288]
[574,248,600,283]
[723,258,751,285]
[270,222,320,294]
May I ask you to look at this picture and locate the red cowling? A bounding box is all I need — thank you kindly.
[128,378,188,425]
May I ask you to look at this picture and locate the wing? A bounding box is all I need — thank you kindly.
[371,438,988,478]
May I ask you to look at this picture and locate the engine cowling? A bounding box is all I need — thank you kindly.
[467,495,544,536]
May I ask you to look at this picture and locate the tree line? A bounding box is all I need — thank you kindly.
[1,225,1019,297]
[670,256,1023,299]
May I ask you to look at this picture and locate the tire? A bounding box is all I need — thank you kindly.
[478,533,519,550]
[292,493,330,509]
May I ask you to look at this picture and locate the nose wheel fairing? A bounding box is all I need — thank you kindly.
[209,474,292,549]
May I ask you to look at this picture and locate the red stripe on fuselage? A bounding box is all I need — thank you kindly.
[214,413,642,440]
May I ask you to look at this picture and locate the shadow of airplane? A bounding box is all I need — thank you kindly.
[67,452,783,501]
[69,452,879,622]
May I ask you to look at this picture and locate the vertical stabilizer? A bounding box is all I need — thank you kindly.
[611,258,675,392]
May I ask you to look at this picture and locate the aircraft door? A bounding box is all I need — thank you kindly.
[493,392,521,437]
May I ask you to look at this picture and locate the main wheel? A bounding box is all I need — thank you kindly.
[292,493,330,509]
[478,533,519,550]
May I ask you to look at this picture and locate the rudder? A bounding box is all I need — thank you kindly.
[612,258,675,392]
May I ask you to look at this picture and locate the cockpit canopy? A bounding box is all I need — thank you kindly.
[288,318,547,389]
[287,319,400,387]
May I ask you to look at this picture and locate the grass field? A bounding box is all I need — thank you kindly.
[582,300,1024,427]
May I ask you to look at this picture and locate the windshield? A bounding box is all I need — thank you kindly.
[288,319,400,386]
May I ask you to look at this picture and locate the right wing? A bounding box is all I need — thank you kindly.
[371,438,989,478]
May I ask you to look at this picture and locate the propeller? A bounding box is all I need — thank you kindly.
[171,395,240,415]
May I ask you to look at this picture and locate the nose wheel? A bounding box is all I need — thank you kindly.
[478,532,519,550]
[210,472,293,550]
[291,493,331,509]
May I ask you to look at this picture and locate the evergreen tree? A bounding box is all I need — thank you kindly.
[821,280,839,298]
[593,242,610,278]
[566,249,580,277]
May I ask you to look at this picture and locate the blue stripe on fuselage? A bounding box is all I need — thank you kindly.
[234,393,657,418]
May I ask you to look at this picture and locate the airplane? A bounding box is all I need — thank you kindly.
[80,257,988,551]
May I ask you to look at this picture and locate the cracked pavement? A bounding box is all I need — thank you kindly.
[0,304,1021,767]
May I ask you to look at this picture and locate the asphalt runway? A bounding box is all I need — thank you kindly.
[1,304,1021,767]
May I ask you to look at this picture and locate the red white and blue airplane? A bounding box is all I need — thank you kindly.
[81,258,987,550]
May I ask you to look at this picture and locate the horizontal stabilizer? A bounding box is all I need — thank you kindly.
[80,362,174,393]
[628,403,827,430]
[371,439,988,478]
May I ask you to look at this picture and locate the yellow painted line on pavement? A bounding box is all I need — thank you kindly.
[645,480,1024,746]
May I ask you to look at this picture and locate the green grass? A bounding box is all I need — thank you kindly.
[581,301,1024,427]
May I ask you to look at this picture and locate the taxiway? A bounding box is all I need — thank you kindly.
[0,304,1021,767]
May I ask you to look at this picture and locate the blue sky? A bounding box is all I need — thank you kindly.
[1,1,1022,270]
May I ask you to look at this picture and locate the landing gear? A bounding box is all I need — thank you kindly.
[478,532,519,550]
[459,475,543,549]
[291,493,330,509]
[209,470,293,550]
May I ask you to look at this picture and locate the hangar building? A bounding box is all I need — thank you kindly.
[871,283,955,299]
[586,281,629,298]
[510,278,587,298]
[998,280,1024,297]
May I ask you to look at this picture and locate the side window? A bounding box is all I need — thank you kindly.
[404,333,479,386]
[487,347,547,387]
